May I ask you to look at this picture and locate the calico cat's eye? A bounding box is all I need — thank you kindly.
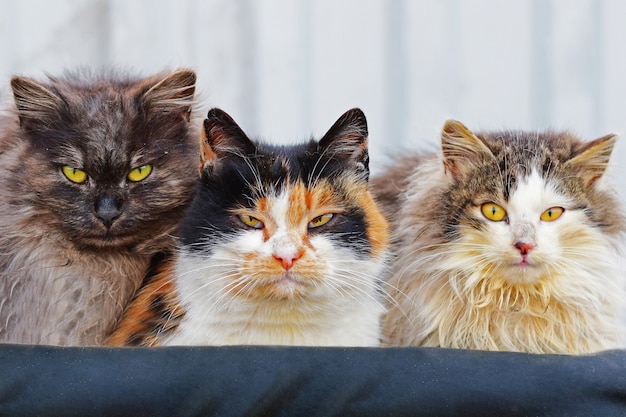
[239,214,264,229]
[481,202,506,222]
[62,166,88,184]
[127,164,152,182]
[540,206,564,222]
[309,213,334,228]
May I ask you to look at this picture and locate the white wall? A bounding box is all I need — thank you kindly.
[2,0,626,193]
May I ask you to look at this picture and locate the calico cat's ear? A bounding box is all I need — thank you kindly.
[142,69,196,121]
[199,108,256,174]
[318,108,369,179]
[10,76,64,129]
[441,119,494,180]
[564,133,618,187]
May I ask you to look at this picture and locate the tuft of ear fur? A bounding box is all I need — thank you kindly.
[318,108,369,179]
[10,76,64,128]
[142,69,196,120]
[441,119,495,180]
[565,133,618,187]
[199,108,256,174]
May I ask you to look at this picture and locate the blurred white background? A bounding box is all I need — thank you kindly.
[1,0,625,194]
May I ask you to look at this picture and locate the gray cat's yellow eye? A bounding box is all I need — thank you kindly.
[62,166,88,184]
[481,203,506,222]
[309,213,333,228]
[540,206,564,222]
[127,164,152,182]
[239,214,263,229]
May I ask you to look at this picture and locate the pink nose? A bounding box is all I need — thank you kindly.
[273,250,303,270]
[514,242,535,255]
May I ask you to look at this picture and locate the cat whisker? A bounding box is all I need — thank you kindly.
[175,261,241,280]
[326,274,386,311]
[179,272,248,317]
[327,260,407,308]
[309,146,338,188]
[242,157,269,201]
[176,268,241,298]
[327,267,390,305]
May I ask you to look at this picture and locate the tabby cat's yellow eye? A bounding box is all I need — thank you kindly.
[309,213,334,228]
[127,164,152,182]
[62,166,88,184]
[540,206,564,222]
[239,214,263,229]
[481,202,506,222]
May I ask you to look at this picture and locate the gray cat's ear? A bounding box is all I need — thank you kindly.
[564,133,618,187]
[10,76,64,128]
[199,108,256,174]
[318,108,369,178]
[142,69,196,121]
[441,119,494,180]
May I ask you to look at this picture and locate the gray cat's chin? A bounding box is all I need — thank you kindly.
[72,234,146,253]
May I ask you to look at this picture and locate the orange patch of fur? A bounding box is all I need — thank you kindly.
[356,186,390,258]
[199,128,216,173]
[287,183,309,229]
[299,178,389,258]
[105,259,182,347]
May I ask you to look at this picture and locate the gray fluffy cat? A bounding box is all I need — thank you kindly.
[0,69,198,345]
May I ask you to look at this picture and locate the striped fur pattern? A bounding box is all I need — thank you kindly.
[107,108,390,347]
[0,69,199,345]
[374,120,626,354]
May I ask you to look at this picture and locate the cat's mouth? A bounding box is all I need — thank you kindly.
[273,272,302,287]
[504,257,547,284]
[76,231,142,250]
[513,251,536,267]
[258,272,314,299]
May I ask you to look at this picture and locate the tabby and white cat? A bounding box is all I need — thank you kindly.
[0,69,199,345]
[106,107,389,347]
[374,119,626,354]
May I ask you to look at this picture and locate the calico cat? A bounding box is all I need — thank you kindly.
[374,119,626,354]
[106,107,390,347]
[0,69,199,345]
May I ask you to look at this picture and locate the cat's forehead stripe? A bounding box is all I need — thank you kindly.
[287,183,309,227]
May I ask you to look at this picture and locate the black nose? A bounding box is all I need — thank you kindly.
[95,195,123,228]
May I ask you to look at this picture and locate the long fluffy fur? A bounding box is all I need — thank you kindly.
[0,69,199,345]
[375,121,626,354]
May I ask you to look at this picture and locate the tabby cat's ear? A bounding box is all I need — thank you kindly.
[318,108,369,179]
[199,108,256,174]
[564,133,618,187]
[142,69,196,121]
[441,119,494,180]
[10,76,64,129]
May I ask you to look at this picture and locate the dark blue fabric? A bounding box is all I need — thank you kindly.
[0,345,624,417]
